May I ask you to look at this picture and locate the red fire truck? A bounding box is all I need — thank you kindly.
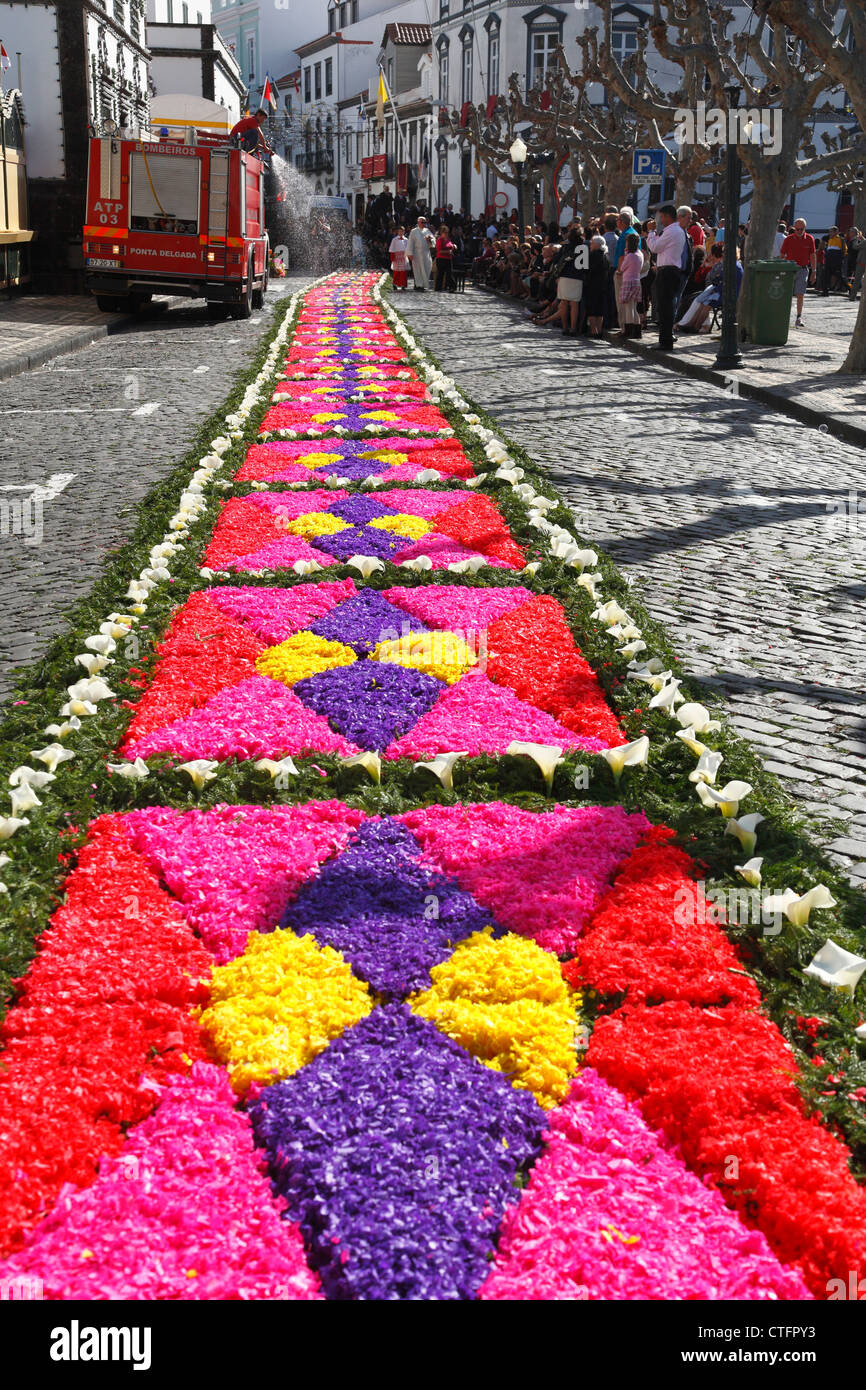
[83,134,269,319]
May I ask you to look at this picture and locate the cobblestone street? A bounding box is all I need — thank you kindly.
[397,288,866,887]
[0,278,311,700]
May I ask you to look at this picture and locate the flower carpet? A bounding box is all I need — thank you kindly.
[1,269,865,1302]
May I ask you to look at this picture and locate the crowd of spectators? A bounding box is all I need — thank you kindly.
[354,189,866,348]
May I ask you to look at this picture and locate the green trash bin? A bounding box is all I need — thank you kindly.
[743,259,798,345]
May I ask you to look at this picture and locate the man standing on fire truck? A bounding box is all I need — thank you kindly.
[229,109,274,158]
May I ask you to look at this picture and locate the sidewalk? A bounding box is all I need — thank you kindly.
[617,293,866,447]
[0,294,180,382]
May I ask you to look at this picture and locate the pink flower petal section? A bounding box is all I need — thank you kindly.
[247,490,344,518]
[382,585,534,630]
[385,672,607,761]
[124,802,366,961]
[208,580,357,644]
[214,538,337,573]
[0,1064,321,1300]
[393,533,512,569]
[373,489,469,518]
[126,674,359,763]
[480,1069,811,1302]
[398,803,649,955]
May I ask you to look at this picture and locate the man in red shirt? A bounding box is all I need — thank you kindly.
[780,217,817,327]
[229,110,273,157]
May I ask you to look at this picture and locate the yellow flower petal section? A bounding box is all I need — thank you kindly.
[311,411,348,424]
[310,385,343,396]
[359,451,409,467]
[295,451,344,471]
[256,631,356,686]
[349,349,377,358]
[367,512,431,541]
[198,932,373,1094]
[286,511,351,539]
[409,930,582,1108]
[360,409,400,421]
[372,628,478,685]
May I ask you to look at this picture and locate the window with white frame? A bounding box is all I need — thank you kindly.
[488,27,500,96]
[304,67,311,102]
[315,63,322,100]
[529,28,557,90]
[462,39,473,104]
[611,23,638,65]
[438,43,449,103]
[438,149,448,205]
[325,58,333,95]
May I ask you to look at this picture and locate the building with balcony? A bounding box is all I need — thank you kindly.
[293,0,426,209]
[350,22,433,221]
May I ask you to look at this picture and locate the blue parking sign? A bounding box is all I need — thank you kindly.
[633,148,667,186]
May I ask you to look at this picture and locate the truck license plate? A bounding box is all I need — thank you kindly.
[87,258,121,269]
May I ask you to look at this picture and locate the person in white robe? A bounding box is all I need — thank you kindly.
[406,217,435,291]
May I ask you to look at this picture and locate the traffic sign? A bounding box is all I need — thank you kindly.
[633,148,667,186]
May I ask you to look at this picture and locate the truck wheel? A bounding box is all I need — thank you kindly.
[231,256,254,320]
[96,294,132,313]
[252,279,264,310]
[206,302,228,320]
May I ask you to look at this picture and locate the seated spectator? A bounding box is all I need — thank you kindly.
[472,237,495,282]
[679,246,708,312]
[676,243,741,332]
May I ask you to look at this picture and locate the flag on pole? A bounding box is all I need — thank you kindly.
[260,73,277,111]
[357,97,366,126]
[0,43,10,72]
[376,70,387,138]
[418,140,430,185]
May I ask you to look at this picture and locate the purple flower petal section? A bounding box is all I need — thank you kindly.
[320,458,387,481]
[328,496,396,525]
[309,590,429,656]
[314,524,407,564]
[280,819,498,997]
[293,661,444,750]
[248,1004,545,1300]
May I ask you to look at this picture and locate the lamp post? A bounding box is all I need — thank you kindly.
[510,134,527,242]
[715,83,744,370]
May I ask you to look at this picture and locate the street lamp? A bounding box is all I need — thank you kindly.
[510,134,527,242]
[715,82,744,370]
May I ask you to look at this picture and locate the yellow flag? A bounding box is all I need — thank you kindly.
[377,71,387,138]
[474,151,481,174]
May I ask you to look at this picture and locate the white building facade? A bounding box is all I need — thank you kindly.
[147,18,246,120]
[0,0,150,288]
